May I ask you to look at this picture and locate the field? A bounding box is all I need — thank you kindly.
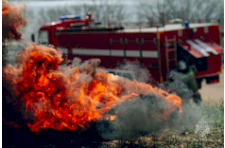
[99,104,223,148]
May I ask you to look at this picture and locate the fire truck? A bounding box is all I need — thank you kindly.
[36,13,223,88]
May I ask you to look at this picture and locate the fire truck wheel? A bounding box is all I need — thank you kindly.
[193,92,202,105]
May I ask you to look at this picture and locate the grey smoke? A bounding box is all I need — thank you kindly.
[3,41,27,65]
[119,61,152,83]
[96,70,202,141]
[97,97,202,141]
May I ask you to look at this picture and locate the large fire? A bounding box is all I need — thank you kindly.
[2,0,182,133]
[3,43,182,132]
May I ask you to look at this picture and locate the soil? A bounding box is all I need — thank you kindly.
[199,68,224,104]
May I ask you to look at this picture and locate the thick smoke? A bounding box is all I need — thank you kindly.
[97,70,203,141]
[159,70,194,105]
[159,70,203,128]
[97,94,173,140]
[119,60,157,85]
[97,95,202,141]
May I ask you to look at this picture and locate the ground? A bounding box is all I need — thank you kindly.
[199,68,224,104]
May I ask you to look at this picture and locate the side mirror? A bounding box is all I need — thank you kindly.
[31,33,35,42]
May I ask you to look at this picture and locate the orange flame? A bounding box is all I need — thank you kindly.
[3,43,182,132]
[2,0,25,40]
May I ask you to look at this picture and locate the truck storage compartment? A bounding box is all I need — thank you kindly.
[177,44,208,72]
[177,38,224,73]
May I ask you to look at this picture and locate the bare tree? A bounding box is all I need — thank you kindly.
[136,0,224,22]
[20,0,127,41]
[82,0,128,25]
[20,4,82,40]
[34,6,82,29]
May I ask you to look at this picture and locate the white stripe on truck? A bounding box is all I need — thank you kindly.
[186,40,209,57]
[194,39,218,55]
[142,51,158,58]
[57,48,68,54]
[72,48,110,56]
[72,48,158,58]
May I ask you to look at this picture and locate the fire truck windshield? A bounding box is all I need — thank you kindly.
[38,30,49,45]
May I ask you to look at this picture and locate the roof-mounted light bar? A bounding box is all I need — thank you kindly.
[59,15,81,21]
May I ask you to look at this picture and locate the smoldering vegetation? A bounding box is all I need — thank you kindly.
[96,70,222,147]
[97,94,175,141]
[96,71,203,142]
[2,43,180,130]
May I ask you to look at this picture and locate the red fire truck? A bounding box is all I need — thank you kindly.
[36,13,223,88]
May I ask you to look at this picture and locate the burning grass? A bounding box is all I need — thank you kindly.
[3,43,182,133]
[2,43,187,148]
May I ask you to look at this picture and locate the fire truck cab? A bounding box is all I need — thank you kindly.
[37,13,223,88]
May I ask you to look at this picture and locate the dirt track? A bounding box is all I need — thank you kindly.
[199,68,224,104]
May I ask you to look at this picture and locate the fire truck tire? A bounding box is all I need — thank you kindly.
[193,92,202,105]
